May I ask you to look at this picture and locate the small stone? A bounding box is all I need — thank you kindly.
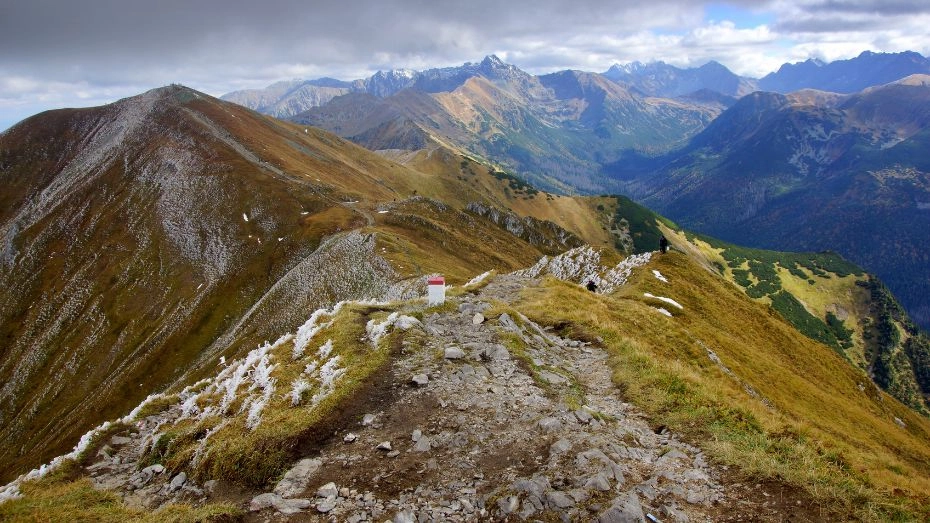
[686,490,706,505]
[316,500,337,513]
[498,313,520,332]
[250,492,280,512]
[339,487,351,497]
[585,473,611,492]
[203,480,218,494]
[661,504,691,523]
[412,429,422,441]
[168,472,187,493]
[598,493,645,523]
[445,347,466,359]
[344,432,358,443]
[316,482,339,498]
[487,345,510,360]
[472,313,485,325]
[394,510,416,523]
[550,439,572,455]
[411,374,429,387]
[539,370,567,385]
[414,436,431,453]
[538,417,562,433]
[658,449,689,462]
[377,441,393,451]
[387,450,401,458]
[574,409,593,424]
[277,498,313,515]
[498,495,520,515]
[546,491,575,509]
[274,458,322,498]
[362,414,377,426]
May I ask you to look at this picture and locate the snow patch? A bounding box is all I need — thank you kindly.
[654,307,673,317]
[652,270,668,283]
[366,313,422,347]
[317,339,333,359]
[465,271,493,287]
[288,378,311,406]
[242,213,249,222]
[644,293,683,309]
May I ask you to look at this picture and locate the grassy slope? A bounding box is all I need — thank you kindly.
[660,225,930,414]
[518,252,930,519]
[0,90,583,483]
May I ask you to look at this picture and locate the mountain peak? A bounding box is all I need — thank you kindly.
[482,54,506,67]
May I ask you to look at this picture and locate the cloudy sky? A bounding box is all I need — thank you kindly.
[2,0,930,130]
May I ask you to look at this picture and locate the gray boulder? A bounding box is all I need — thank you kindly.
[274,458,322,498]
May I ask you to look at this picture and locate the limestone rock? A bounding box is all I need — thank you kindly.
[316,482,338,498]
[498,495,520,515]
[414,436,431,452]
[168,472,187,493]
[274,458,322,498]
[598,493,645,522]
[444,347,466,359]
[250,493,280,512]
[411,373,429,387]
[547,490,575,508]
[538,417,562,433]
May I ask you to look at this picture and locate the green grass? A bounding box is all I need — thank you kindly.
[611,195,666,254]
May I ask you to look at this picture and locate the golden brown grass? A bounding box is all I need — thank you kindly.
[0,475,240,522]
[149,303,396,488]
[517,252,930,520]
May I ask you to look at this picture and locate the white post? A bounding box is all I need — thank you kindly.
[427,276,446,305]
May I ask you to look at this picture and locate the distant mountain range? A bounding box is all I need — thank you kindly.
[617,75,930,328]
[758,50,930,94]
[221,52,930,330]
[289,56,724,193]
[224,51,930,119]
[602,59,757,97]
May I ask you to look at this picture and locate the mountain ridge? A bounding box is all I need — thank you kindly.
[3,85,930,520]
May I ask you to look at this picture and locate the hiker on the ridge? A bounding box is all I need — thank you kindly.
[586,280,598,292]
[659,236,669,254]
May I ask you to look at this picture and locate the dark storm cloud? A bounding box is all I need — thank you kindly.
[772,0,930,34]
[0,0,701,74]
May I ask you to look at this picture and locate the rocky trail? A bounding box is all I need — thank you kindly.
[80,272,813,522]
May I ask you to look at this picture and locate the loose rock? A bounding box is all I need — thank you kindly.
[444,347,466,359]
